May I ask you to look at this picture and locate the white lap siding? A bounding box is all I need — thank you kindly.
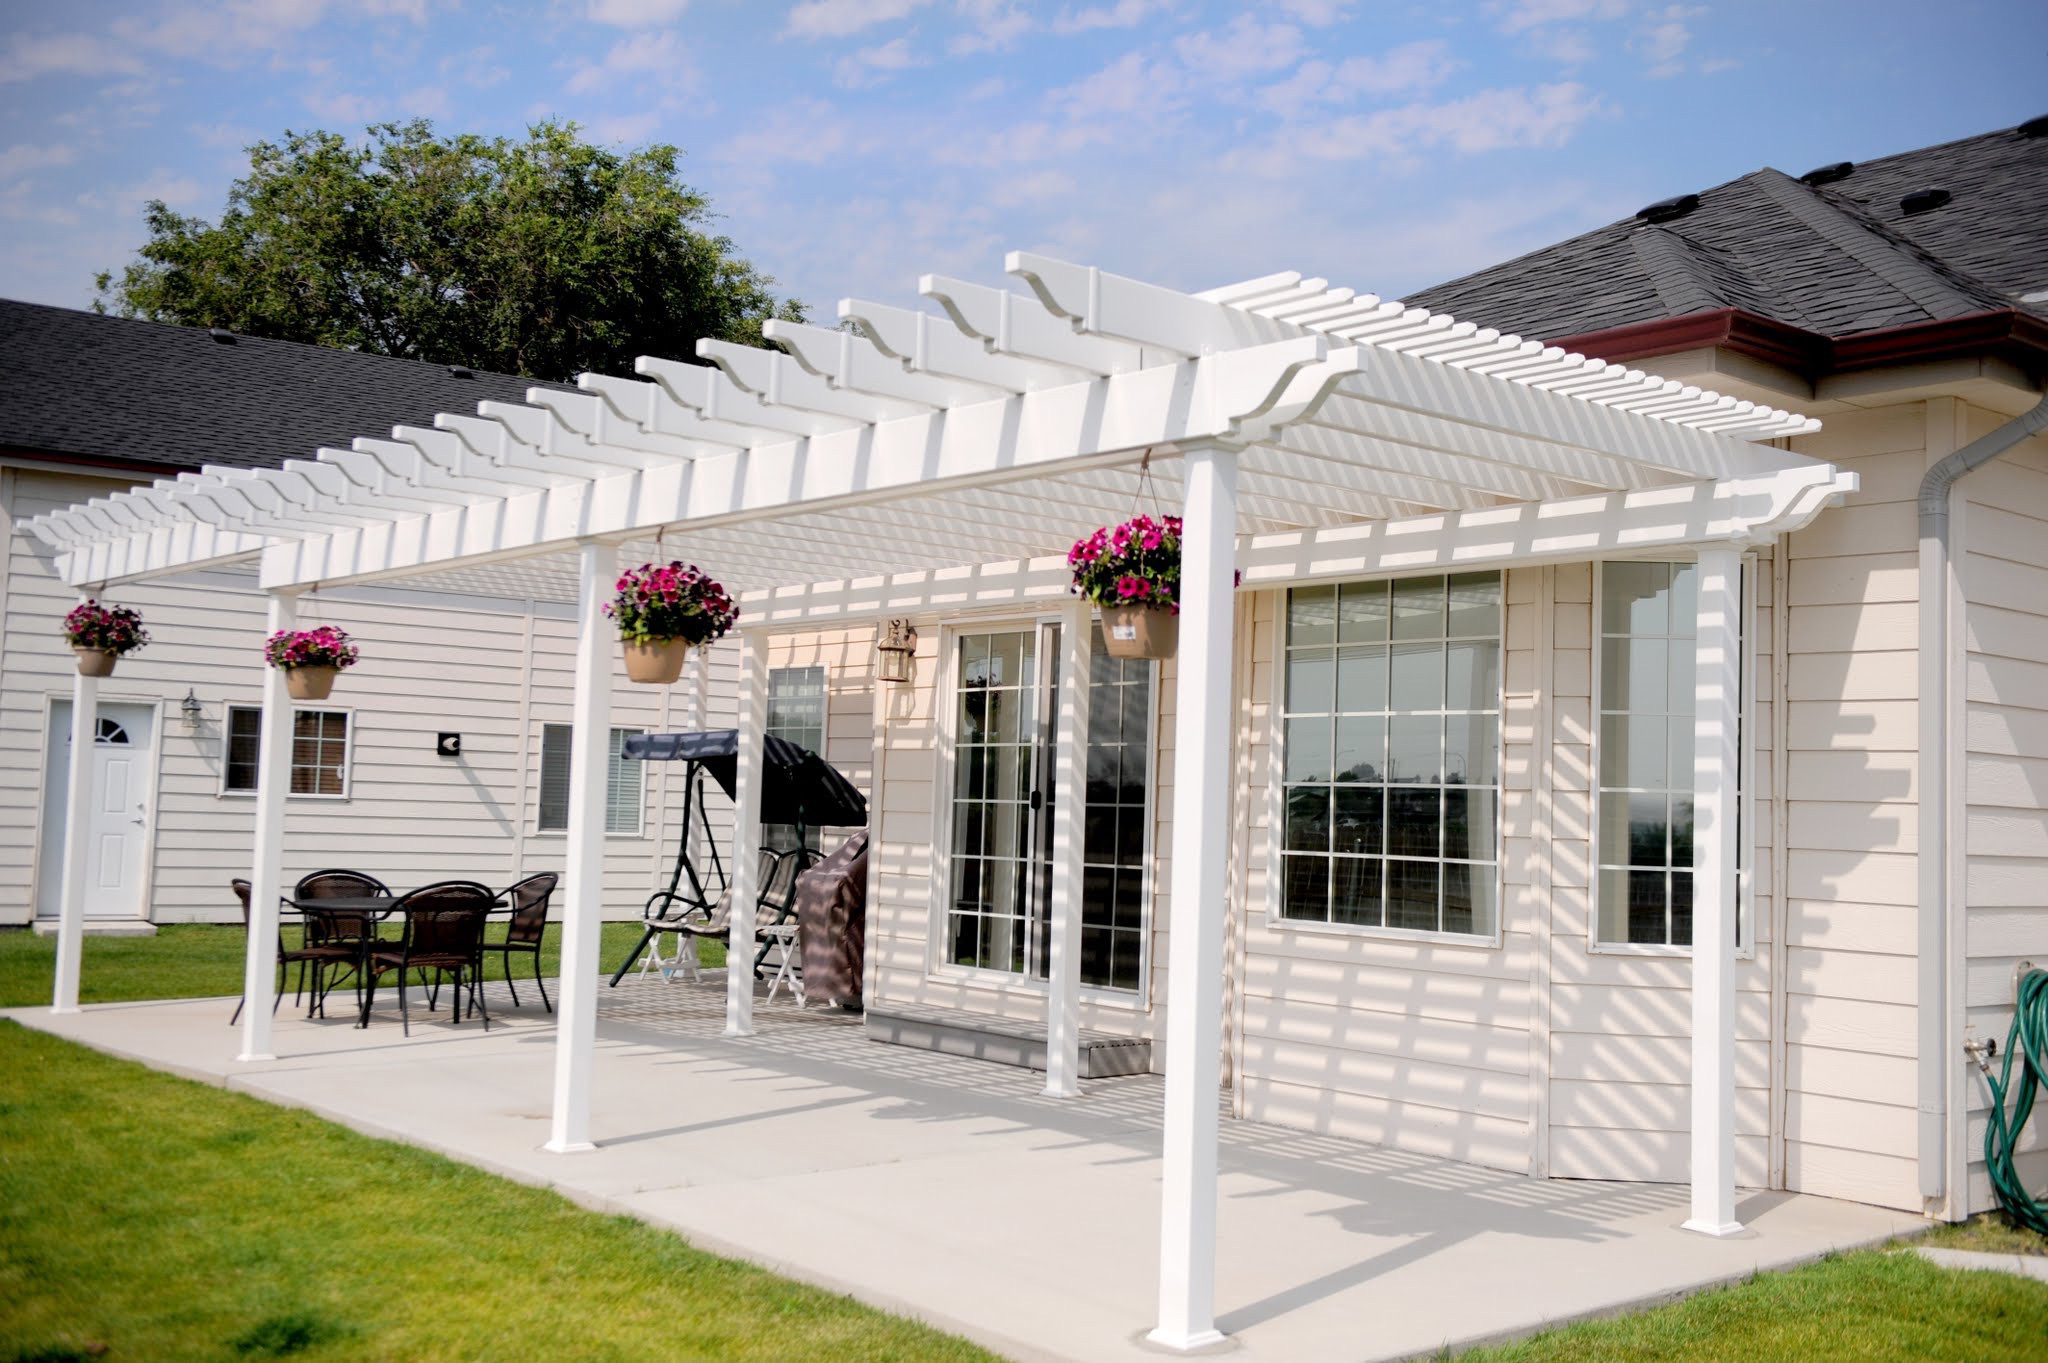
[1955,412,2048,1214]
[0,467,721,925]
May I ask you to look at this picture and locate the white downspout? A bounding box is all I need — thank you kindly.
[1915,392,2048,1205]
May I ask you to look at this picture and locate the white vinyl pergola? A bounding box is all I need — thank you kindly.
[24,253,1856,1351]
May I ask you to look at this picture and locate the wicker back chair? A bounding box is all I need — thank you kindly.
[493,873,558,1012]
[363,880,496,1035]
[230,877,353,1025]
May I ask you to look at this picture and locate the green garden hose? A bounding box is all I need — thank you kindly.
[1979,967,2048,1235]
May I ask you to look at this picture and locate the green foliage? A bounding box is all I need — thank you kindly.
[0,1023,994,1362]
[95,120,803,381]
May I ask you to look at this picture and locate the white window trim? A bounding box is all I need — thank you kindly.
[1262,578,1509,950]
[531,723,648,840]
[926,613,1159,1009]
[217,701,355,802]
[1586,555,1759,958]
[766,663,830,753]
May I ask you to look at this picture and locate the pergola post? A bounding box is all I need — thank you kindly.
[726,627,768,1038]
[547,539,617,1154]
[236,591,298,1060]
[1685,544,1744,1236]
[1044,597,1092,1098]
[1149,441,1239,1351]
[50,608,100,1015]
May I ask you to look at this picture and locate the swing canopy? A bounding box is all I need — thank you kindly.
[622,729,868,829]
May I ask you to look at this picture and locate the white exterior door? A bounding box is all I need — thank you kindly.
[37,700,156,920]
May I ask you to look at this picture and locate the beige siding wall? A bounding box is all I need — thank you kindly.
[1,467,730,925]
[1956,418,2048,1212]
[1773,403,1934,1210]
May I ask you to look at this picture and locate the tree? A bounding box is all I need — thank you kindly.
[96,120,804,381]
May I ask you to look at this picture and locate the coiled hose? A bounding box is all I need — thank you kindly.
[1980,967,2048,1234]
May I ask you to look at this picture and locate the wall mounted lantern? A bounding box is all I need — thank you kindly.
[179,688,204,730]
[875,619,918,685]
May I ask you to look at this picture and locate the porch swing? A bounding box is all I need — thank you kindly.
[606,729,868,992]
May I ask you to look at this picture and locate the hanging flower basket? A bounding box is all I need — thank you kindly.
[265,626,360,701]
[606,561,739,685]
[62,599,149,677]
[1069,515,1183,660]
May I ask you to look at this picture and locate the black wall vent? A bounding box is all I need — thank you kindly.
[448,364,475,378]
[1636,193,1700,224]
[1900,187,1952,215]
[1799,161,1854,186]
[207,327,236,345]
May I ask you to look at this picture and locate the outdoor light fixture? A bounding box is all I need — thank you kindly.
[179,688,204,730]
[875,618,917,685]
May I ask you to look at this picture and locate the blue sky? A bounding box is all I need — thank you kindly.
[2,0,2042,323]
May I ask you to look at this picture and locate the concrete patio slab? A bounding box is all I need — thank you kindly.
[9,975,1925,1363]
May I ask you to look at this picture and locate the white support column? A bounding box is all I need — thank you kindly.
[547,540,617,1154]
[1685,544,1744,1236]
[1149,442,1239,1352]
[1044,597,1092,1098]
[236,591,298,1059]
[50,638,99,1014]
[726,628,768,1037]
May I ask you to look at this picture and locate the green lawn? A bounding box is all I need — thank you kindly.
[0,922,719,1011]
[0,1020,992,1363]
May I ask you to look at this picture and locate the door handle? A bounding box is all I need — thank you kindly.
[1028,789,1042,811]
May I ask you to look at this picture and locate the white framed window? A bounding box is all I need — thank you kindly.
[537,724,644,836]
[1275,572,1504,940]
[765,666,828,852]
[1592,559,1751,951]
[222,706,352,799]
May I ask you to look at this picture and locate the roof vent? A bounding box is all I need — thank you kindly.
[207,326,236,345]
[1799,161,1854,186]
[1900,187,1952,215]
[1635,193,1700,225]
[447,364,475,379]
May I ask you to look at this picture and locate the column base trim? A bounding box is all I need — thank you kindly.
[1681,1217,1746,1238]
[49,1005,79,1016]
[1144,1326,1228,1353]
[234,1051,276,1063]
[543,1139,598,1155]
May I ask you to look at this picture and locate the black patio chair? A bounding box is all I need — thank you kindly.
[362,881,497,1035]
[291,869,392,1018]
[493,872,559,1012]
[228,878,346,1025]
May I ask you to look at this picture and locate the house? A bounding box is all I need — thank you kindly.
[18,119,2045,1353]
[0,302,754,932]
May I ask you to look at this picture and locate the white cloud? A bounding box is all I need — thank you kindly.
[1259,41,1461,117]
[784,0,933,39]
[566,30,697,96]
[0,32,145,83]
[1173,17,1303,84]
[587,0,691,26]
[589,110,665,143]
[1528,27,1596,65]
[834,36,923,87]
[718,100,850,166]
[1048,50,1186,124]
[1293,82,1607,162]
[1631,4,1703,78]
[1273,0,1352,23]
[302,83,451,124]
[1493,0,1629,33]
[949,1,1033,54]
[0,143,76,180]
[1051,0,1171,35]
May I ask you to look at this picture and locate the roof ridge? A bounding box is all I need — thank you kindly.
[1744,169,1991,320]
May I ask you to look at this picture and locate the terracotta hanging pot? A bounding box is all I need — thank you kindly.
[284,666,338,701]
[72,646,119,678]
[1100,604,1178,660]
[622,638,690,685]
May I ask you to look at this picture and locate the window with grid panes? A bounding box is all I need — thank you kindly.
[223,707,350,796]
[1595,560,1748,948]
[947,629,1038,973]
[537,725,644,835]
[1280,573,1502,936]
[1079,627,1150,991]
[765,666,827,852]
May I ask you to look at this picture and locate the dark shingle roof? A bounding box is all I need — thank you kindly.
[0,300,564,473]
[1410,120,2048,343]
